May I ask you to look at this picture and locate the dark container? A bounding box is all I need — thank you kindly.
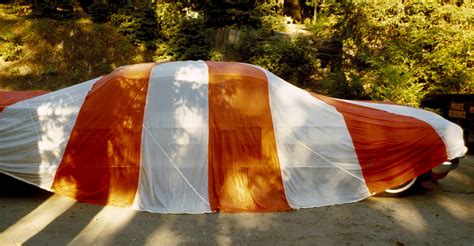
[421,94,474,154]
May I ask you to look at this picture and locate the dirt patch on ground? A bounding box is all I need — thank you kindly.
[1,156,473,245]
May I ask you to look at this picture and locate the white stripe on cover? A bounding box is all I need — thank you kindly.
[0,78,98,190]
[260,68,371,208]
[132,61,211,213]
[340,100,467,159]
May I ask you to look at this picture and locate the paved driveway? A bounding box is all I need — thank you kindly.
[1,156,473,245]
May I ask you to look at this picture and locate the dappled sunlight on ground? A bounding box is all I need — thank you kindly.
[365,198,428,235]
[0,157,473,244]
[434,195,472,221]
[0,194,76,244]
[69,207,137,245]
[436,156,474,194]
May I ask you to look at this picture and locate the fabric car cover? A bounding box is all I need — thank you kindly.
[0,91,48,112]
[0,61,467,213]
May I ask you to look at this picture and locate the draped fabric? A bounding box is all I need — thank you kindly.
[0,61,467,213]
[312,94,448,194]
[207,61,290,212]
[0,91,48,112]
[52,64,155,207]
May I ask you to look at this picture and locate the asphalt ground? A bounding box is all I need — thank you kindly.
[0,156,473,245]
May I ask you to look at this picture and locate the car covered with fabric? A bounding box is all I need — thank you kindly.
[0,61,467,213]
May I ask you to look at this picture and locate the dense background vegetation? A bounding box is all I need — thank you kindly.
[0,0,472,107]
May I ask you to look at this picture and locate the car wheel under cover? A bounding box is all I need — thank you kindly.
[378,177,419,197]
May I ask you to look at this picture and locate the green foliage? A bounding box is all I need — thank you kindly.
[110,5,158,47]
[209,49,225,61]
[370,62,428,107]
[323,72,367,100]
[0,42,22,61]
[0,31,22,61]
[30,0,76,20]
[42,65,58,76]
[97,62,115,74]
[0,3,149,91]
[175,18,209,60]
[251,2,286,32]
[234,29,317,89]
[199,1,258,27]
[309,1,473,105]
[157,18,210,61]
[86,1,286,63]
[2,0,471,106]
[153,3,210,61]
[259,14,286,33]
[155,2,188,40]
[0,31,22,44]
[4,3,31,16]
[198,0,284,30]
[87,3,113,23]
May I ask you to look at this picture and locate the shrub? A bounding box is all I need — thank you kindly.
[153,4,210,61]
[0,42,22,61]
[251,2,286,33]
[0,31,22,61]
[154,19,210,61]
[87,3,112,23]
[323,72,367,100]
[209,49,225,61]
[308,1,473,104]
[155,2,186,40]
[30,0,76,20]
[368,62,428,107]
[234,29,317,89]
[198,1,284,31]
[110,5,158,47]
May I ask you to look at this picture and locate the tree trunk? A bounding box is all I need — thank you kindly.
[312,0,318,24]
[288,0,302,23]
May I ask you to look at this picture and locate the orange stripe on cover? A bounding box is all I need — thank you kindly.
[207,61,291,212]
[0,91,48,112]
[312,94,447,194]
[52,63,155,207]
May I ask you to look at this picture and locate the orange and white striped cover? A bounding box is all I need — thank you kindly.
[0,61,467,213]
